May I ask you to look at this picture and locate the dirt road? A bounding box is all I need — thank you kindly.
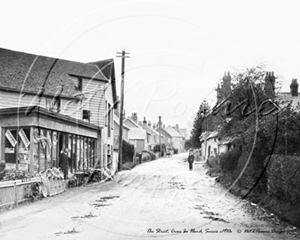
[0,153,298,240]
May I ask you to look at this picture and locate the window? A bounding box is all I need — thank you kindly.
[70,76,83,92]
[46,97,61,113]
[4,129,17,164]
[82,110,91,122]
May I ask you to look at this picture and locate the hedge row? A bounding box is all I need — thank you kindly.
[267,155,300,205]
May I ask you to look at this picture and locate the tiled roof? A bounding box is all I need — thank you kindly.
[91,59,118,107]
[0,47,107,98]
[114,114,130,130]
[207,131,219,140]
[128,128,147,140]
[165,126,183,138]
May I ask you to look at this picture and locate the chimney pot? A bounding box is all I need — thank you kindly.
[290,79,299,97]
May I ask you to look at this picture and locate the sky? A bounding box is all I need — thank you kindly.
[1,0,300,135]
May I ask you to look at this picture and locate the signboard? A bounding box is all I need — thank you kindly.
[19,128,30,148]
[5,163,16,170]
[5,129,17,147]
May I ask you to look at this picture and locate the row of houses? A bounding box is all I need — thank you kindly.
[0,47,188,178]
[115,112,187,155]
[200,71,300,161]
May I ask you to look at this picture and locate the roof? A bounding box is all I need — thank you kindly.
[165,126,183,138]
[90,59,118,109]
[113,114,130,130]
[179,128,187,138]
[206,131,219,140]
[0,106,101,131]
[0,47,108,98]
[219,137,235,145]
[199,131,212,142]
[124,117,141,128]
[128,128,147,140]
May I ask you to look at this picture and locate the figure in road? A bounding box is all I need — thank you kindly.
[188,149,194,171]
[59,148,69,179]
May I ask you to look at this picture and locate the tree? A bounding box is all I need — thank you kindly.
[190,99,210,148]
[184,139,193,150]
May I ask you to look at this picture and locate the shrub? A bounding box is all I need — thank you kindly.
[153,144,166,155]
[219,146,242,173]
[173,148,178,154]
[207,156,220,168]
[122,140,135,163]
[143,150,157,160]
[267,155,300,204]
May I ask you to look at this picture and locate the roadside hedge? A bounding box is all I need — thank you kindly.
[267,155,300,204]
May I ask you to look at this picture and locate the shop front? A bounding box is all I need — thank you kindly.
[0,107,101,174]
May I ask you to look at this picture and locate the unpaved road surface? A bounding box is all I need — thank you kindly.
[0,153,299,240]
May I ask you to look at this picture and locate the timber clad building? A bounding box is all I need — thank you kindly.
[0,47,118,174]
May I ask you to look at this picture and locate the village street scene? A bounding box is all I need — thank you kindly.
[1,0,300,239]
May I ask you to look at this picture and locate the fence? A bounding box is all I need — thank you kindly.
[0,177,66,209]
[0,177,41,209]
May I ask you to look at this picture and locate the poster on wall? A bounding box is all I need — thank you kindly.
[5,163,16,170]
[5,129,17,147]
[18,128,30,149]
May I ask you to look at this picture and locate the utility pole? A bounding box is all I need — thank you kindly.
[158,116,162,157]
[117,50,130,172]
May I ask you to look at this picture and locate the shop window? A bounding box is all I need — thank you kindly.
[39,129,47,172]
[52,131,58,167]
[33,128,39,172]
[72,135,77,172]
[80,137,84,170]
[91,140,95,168]
[82,110,91,122]
[46,130,52,169]
[76,136,80,171]
[17,128,31,171]
[4,129,17,164]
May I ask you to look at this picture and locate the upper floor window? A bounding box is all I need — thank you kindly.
[82,110,91,122]
[70,76,82,92]
[46,97,61,113]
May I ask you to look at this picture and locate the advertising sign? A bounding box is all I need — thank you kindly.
[5,129,17,147]
[19,128,30,148]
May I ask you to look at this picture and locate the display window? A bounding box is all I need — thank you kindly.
[52,131,58,167]
[3,126,96,173]
[4,129,17,164]
[17,128,31,171]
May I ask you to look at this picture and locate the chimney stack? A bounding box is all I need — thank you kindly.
[264,71,275,99]
[290,79,299,97]
[143,117,147,129]
[175,124,179,131]
[148,121,151,128]
[131,113,138,123]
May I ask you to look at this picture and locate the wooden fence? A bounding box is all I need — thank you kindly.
[0,177,65,209]
[0,177,41,208]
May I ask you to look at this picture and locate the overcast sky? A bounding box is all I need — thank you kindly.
[1,0,300,133]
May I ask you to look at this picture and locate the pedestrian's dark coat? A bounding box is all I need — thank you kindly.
[188,153,194,170]
[59,150,69,179]
[188,154,194,163]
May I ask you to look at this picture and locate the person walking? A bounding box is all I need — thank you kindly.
[59,148,69,179]
[188,149,194,171]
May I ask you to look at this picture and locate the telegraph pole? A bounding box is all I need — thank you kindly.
[158,116,162,157]
[117,50,130,171]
